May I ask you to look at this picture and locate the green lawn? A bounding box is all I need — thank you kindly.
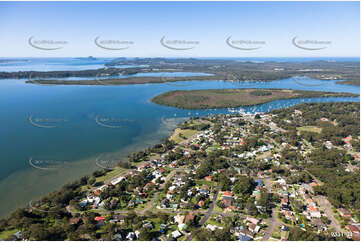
[170,128,198,144]
[195,180,215,187]
[0,229,18,239]
[95,167,126,183]
[207,217,223,227]
[214,204,223,213]
[297,126,322,134]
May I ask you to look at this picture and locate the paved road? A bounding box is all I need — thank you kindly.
[262,178,280,241]
[140,169,178,215]
[314,196,343,233]
[185,184,220,241]
[262,208,280,241]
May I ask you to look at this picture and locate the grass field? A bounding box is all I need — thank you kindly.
[94,167,126,183]
[170,128,198,143]
[297,126,322,134]
[0,229,18,240]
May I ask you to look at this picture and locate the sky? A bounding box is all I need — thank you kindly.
[0,1,359,57]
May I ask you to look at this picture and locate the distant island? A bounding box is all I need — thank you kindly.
[0,58,359,86]
[25,75,220,85]
[151,89,359,109]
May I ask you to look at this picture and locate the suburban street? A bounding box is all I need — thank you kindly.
[185,184,220,241]
[314,196,343,233]
[262,177,281,240]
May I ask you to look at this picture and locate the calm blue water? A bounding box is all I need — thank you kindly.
[0,58,359,218]
[0,57,113,72]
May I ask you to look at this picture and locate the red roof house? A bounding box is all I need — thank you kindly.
[94,216,106,221]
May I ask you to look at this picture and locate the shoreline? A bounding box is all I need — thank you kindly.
[0,116,184,218]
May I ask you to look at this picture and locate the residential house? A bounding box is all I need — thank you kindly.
[174,214,185,225]
[248,223,260,233]
[171,230,182,239]
[205,176,212,182]
[311,218,327,233]
[246,217,260,225]
[338,208,351,219]
[346,225,360,234]
[222,196,233,208]
[206,224,223,231]
[308,205,321,218]
[185,213,195,224]
[198,200,205,208]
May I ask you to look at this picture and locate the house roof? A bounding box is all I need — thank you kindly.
[339,208,351,215]
[185,213,195,222]
[113,214,125,220]
[223,197,232,207]
[70,217,81,224]
[248,223,256,231]
[311,218,325,228]
[308,205,318,212]
[223,191,233,197]
[346,225,360,233]
[238,235,252,241]
[198,200,205,207]
[174,214,185,224]
[247,217,259,225]
[94,216,106,221]
[202,184,210,190]
[171,230,182,238]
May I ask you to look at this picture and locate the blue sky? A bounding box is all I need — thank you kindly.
[0,1,359,57]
